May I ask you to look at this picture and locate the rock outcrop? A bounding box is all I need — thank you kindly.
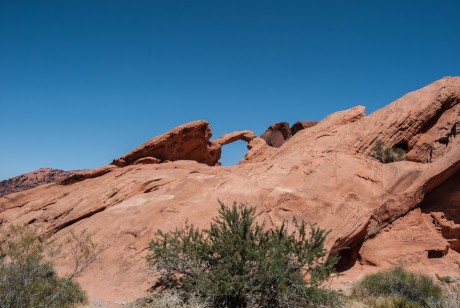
[111,120,259,167]
[0,168,75,197]
[111,120,218,167]
[0,77,459,303]
[290,121,318,136]
[260,122,292,147]
[260,121,318,147]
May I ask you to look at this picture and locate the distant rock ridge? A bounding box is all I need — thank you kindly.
[0,77,459,303]
[0,168,75,197]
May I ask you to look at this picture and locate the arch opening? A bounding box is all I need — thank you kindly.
[219,140,249,166]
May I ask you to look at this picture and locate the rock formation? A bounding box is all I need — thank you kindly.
[260,122,292,147]
[260,121,318,147]
[0,168,75,197]
[111,120,260,167]
[0,77,459,304]
[290,121,318,136]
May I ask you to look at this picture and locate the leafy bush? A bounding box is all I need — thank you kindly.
[0,224,95,307]
[351,267,442,307]
[147,201,341,307]
[0,261,86,307]
[371,140,407,163]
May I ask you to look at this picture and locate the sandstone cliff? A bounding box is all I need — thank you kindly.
[0,77,459,303]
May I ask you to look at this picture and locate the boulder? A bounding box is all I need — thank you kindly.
[260,120,318,147]
[290,121,318,136]
[260,122,291,147]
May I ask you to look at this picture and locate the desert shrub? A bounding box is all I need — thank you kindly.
[351,267,442,307]
[0,261,86,307]
[371,140,386,162]
[426,279,460,308]
[0,224,95,307]
[371,140,407,163]
[147,201,341,307]
[436,274,454,284]
[367,226,381,238]
[64,228,98,280]
[126,290,210,308]
[383,147,407,163]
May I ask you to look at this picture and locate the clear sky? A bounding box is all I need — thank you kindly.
[1,1,459,180]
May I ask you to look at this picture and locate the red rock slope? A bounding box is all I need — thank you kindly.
[0,77,459,303]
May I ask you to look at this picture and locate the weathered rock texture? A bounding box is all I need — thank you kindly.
[290,121,318,136]
[0,77,459,303]
[260,121,318,147]
[0,168,75,197]
[261,122,292,147]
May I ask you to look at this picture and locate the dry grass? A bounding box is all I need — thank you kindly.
[124,290,209,308]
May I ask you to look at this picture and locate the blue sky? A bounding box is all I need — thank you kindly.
[1,1,459,180]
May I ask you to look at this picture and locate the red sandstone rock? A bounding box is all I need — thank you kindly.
[111,120,218,167]
[260,121,318,147]
[0,77,459,304]
[290,121,318,136]
[260,122,292,147]
[111,120,258,167]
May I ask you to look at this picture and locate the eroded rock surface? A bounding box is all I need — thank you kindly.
[0,77,459,303]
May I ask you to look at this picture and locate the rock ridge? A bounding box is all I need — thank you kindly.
[0,168,75,197]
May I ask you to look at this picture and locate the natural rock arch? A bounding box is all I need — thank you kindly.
[110,121,263,167]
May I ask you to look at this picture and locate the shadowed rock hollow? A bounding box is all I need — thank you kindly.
[0,77,459,303]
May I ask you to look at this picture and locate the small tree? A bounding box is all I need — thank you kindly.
[0,224,97,308]
[147,202,340,307]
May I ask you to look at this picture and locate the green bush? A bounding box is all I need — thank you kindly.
[0,224,94,307]
[371,140,407,163]
[0,261,86,307]
[147,201,341,307]
[351,267,442,307]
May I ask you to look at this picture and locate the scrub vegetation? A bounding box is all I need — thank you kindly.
[146,201,342,307]
[0,224,97,308]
